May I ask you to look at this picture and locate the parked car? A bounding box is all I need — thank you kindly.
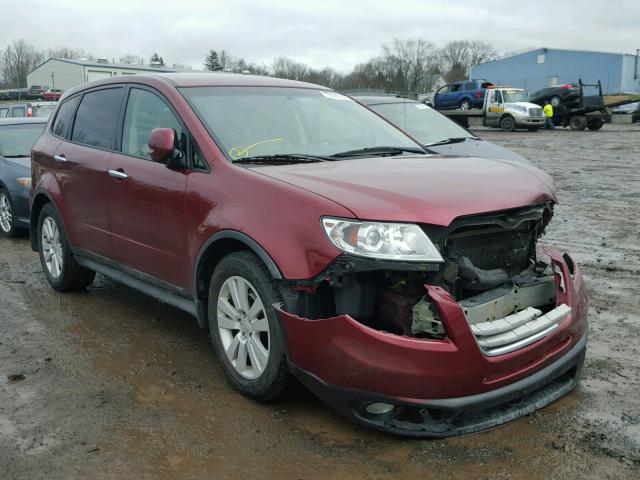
[0,117,47,236]
[27,85,49,100]
[356,95,530,162]
[530,84,580,107]
[433,79,494,110]
[0,102,57,119]
[43,89,64,101]
[31,73,588,437]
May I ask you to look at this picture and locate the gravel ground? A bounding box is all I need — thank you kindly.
[1,124,639,479]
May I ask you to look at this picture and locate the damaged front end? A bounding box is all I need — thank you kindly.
[277,203,588,437]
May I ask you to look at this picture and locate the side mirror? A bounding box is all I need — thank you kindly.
[148,128,186,169]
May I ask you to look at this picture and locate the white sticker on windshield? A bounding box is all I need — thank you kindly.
[415,104,429,109]
[320,91,352,101]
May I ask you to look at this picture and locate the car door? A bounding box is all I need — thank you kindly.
[107,86,189,289]
[55,88,124,258]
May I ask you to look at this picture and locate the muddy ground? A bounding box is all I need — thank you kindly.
[1,124,639,479]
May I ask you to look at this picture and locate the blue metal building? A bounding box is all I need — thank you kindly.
[470,48,640,94]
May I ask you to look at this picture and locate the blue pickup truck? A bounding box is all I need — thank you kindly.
[433,79,493,110]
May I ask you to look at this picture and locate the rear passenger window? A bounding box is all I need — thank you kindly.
[121,88,185,161]
[12,106,25,117]
[52,95,81,139]
[72,88,123,149]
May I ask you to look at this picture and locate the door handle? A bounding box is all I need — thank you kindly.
[53,154,67,163]
[108,169,129,180]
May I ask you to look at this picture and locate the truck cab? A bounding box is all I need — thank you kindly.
[484,88,546,131]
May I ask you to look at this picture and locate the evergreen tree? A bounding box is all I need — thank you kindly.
[204,50,222,71]
[149,53,165,66]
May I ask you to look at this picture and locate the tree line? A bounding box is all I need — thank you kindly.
[2,38,498,95]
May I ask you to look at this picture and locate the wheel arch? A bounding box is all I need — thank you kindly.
[193,230,283,305]
[29,190,55,251]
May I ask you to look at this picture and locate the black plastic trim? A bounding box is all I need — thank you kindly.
[75,255,198,317]
[289,331,587,438]
[193,230,283,286]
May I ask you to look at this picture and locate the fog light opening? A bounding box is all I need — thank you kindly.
[365,402,395,415]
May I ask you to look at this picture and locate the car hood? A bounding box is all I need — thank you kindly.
[506,101,542,110]
[252,155,557,226]
[1,156,30,173]
[427,138,530,165]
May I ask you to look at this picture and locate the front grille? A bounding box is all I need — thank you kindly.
[529,107,543,116]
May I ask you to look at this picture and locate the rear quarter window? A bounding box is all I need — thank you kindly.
[52,95,81,139]
[71,87,124,149]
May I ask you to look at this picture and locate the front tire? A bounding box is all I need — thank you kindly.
[208,251,291,402]
[500,115,516,132]
[0,188,25,238]
[550,95,561,107]
[37,203,95,291]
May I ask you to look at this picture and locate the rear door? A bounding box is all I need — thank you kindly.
[55,87,125,258]
[107,86,189,289]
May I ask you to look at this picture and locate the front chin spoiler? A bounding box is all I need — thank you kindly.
[289,331,586,438]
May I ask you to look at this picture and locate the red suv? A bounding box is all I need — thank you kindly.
[31,74,588,437]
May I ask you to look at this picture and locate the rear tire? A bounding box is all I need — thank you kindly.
[550,95,561,107]
[0,188,26,238]
[569,115,587,131]
[500,115,516,132]
[37,203,95,292]
[208,251,292,402]
[459,99,471,110]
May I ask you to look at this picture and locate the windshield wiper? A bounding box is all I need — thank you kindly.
[424,137,477,147]
[2,154,30,158]
[330,146,427,158]
[233,153,334,164]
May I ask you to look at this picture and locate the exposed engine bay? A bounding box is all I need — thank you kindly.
[282,203,570,354]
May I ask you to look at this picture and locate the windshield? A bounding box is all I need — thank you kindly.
[368,102,473,145]
[502,90,529,103]
[181,87,421,160]
[0,123,45,157]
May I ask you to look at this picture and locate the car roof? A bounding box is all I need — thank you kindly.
[0,117,49,126]
[64,72,332,98]
[353,95,419,106]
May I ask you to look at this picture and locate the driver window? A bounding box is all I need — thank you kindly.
[493,90,503,103]
[122,88,185,161]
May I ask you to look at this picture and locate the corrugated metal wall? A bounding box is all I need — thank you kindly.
[471,48,638,94]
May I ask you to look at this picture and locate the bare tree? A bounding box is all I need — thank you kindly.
[119,54,145,65]
[468,40,497,66]
[0,39,44,88]
[47,47,89,60]
[382,38,438,92]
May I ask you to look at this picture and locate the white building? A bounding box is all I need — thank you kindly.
[27,58,177,91]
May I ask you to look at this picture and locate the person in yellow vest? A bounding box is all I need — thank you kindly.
[543,100,556,130]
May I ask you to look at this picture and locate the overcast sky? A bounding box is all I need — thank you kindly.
[3,0,639,71]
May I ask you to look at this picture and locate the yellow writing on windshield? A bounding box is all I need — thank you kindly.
[229,138,284,160]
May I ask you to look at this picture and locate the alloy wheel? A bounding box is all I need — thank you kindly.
[41,217,63,278]
[217,276,270,379]
[0,193,12,233]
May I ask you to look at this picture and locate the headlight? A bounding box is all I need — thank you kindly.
[16,177,31,189]
[321,217,444,262]
[510,105,527,114]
